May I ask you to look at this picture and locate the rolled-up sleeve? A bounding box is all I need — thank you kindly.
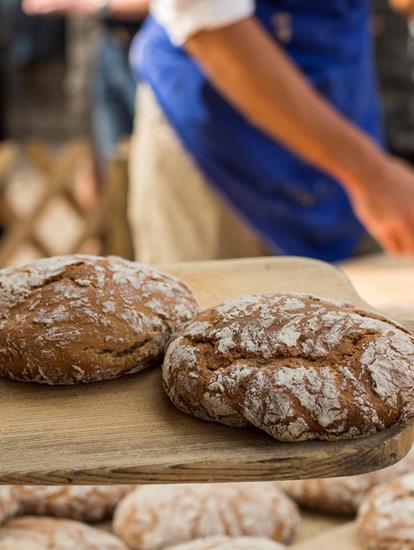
[151,0,255,45]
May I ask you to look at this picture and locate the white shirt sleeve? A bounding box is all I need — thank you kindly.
[150,0,256,46]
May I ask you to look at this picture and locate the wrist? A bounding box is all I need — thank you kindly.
[333,139,388,197]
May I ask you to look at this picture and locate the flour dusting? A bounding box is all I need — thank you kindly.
[163,293,414,442]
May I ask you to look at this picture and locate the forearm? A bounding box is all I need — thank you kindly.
[106,0,148,19]
[389,0,414,16]
[186,17,385,195]
[22,0,149,19]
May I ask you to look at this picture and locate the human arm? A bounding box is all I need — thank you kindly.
[389,0,414,16]
[22,0,149,19]
[182,16,414,256]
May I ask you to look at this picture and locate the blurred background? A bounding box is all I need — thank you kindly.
[0,0,413,315]
[0,0,141,266]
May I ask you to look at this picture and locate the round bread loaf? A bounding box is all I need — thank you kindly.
[0,516,127,549]
[113,483,299,550]
[357,473,414,549]
[165,536,285,549]
[0,255,198,384]
[282,445,414,514]
[163,293,414,442]
[0,487,19,526]
[15,485,133,522]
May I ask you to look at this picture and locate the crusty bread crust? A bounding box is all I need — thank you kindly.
[14,486,133,523]
[0,516,127,549]
[357,473,414,549]
[163,293,414,442]
[113,483,299,550]
[0,255,198,385]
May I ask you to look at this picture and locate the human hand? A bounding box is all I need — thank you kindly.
[389,0,414,17]
[348,156,414,257]
[22,0,102,16]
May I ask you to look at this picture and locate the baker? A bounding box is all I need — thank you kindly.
[129,0,414,263]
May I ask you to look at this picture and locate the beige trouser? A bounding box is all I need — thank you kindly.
[128,85,268,263]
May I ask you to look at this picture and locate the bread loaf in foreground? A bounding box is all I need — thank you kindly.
[163,293,414,442]
[113,483,299,550]
[0,255,198,384]
[0,516,127,549]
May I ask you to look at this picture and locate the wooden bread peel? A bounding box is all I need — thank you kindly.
[0,257,412,485]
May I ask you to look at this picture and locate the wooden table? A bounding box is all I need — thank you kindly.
[0,257,412,485]
[341,253,414,319]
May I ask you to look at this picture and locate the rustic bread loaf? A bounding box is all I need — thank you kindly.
[282,445,414,514]
[0,487,19,526]
[113,483,299,550]
[163,293,414,442]
[165,536,285,549]
[14,485,133,522]
[0,255,198,384]
[357,473,414,549]
[0,516,127,549]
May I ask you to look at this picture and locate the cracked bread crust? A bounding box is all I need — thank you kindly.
[165,536,285,549]
[0,516,127,549]
[113,483,299,550]
[14,486,134,523]
[162,293,414,442]
[357,473,414,549]
[0,255,198,385]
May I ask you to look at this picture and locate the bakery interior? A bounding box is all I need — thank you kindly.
[1,1,414,549]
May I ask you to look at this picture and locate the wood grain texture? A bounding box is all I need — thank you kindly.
[0,257,413,485]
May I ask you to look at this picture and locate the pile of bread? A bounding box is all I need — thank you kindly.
[1,254,414,549]
[2,461,414,549]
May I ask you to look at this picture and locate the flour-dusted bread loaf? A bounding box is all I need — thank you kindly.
[0,487,19,526]
[163,293,414,442]
[0,255,198,384]
[0,516,127,549]
[113,483,299,550]
[282,445,414,515]
[165,536,285,549]
[14,485,134,522]
[357,473,414,549]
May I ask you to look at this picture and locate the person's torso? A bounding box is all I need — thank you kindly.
[256,0,370,70]
[131,0,381,261]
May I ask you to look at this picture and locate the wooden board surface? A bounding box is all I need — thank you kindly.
[0,257,413,485]
[341,254,414,321]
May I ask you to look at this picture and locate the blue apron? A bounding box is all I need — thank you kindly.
[131,1,382,261]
